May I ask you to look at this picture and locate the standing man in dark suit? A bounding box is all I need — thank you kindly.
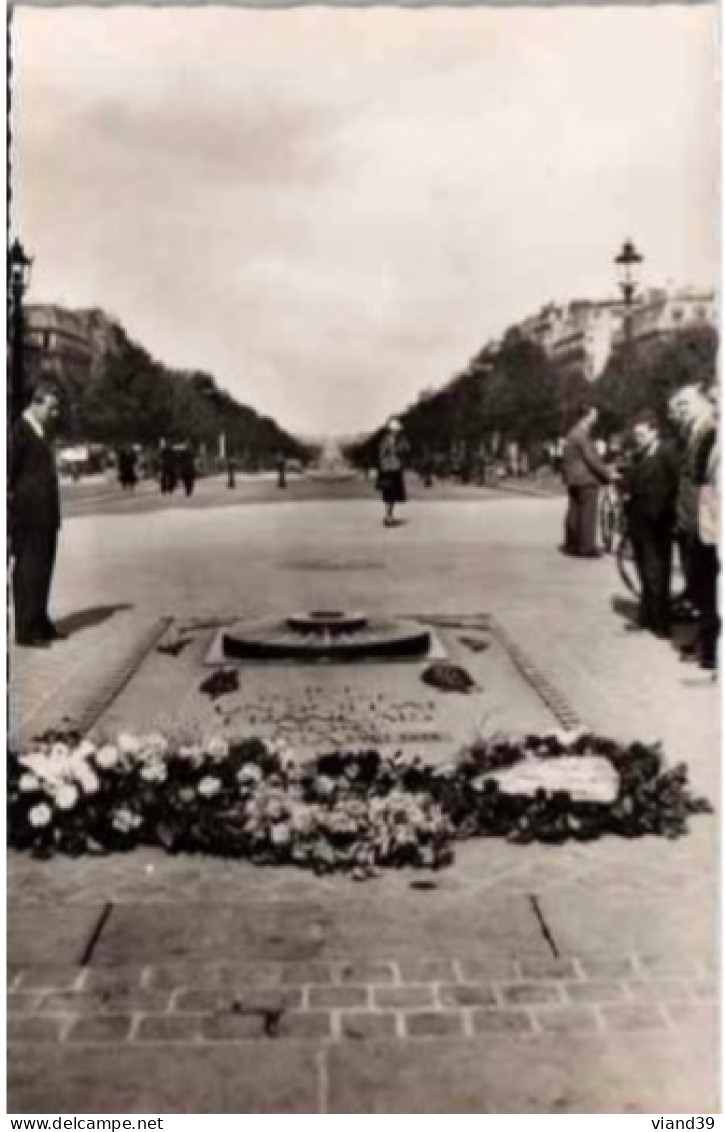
[623,409,679,638]
[10,379,63,647]
[561,399,614,557]
[668,384,716,658]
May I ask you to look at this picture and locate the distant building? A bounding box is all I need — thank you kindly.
[550,300,624,383]
[519,299,623,382]
[611,285,716,348]
[24,305,94,383]
[516,285,715,382]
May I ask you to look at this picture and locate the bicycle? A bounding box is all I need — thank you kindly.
[600,480,685,601]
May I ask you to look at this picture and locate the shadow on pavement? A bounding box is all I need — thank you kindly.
[56,603,133,637]
[611,594,640,626]
[611,593,701,661]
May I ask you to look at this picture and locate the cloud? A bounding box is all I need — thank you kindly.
[12,6,718,435]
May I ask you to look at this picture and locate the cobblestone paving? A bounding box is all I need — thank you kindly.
[8,953,717,1045]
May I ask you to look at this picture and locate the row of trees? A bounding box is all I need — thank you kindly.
[30,309,311,466]
[345,324,717,473]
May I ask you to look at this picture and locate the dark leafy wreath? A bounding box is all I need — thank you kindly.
[7,730,712,877]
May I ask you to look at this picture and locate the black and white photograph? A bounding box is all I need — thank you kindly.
[7,3,719,1114]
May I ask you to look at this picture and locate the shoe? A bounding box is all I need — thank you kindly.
[679,639,700,658]
[700,657,717,672]
[580,551,604,559]
[672,603,699,625]
[41,622,67,641]
[16,634,51,649]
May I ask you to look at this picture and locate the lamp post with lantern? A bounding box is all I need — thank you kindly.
[614,238,644,351]
[7,238,34,422]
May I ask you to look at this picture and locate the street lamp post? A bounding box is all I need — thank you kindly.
[8,238,33,422]
[614,238,644,350]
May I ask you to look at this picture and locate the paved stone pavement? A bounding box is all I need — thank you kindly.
[8,491,719,1113]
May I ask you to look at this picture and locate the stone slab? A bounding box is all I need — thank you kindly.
[326,1033,719,1114]
[7,1044,319,1114]
[89,895,547,966]
[94,616,555,763]
[10,614,168,747]
[8,904,106,967]
[537,892,718,962]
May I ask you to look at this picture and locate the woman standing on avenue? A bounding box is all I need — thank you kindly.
[377,418,409,527]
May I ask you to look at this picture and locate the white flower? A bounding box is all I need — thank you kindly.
[18,773,40,793]
[76,767,100,795]
[237,763,263,786]
[95,744,120,770]
[205,735,229,761]
[177,744,203,765]
[270,822,292,847]
[75,739,97,761]
[112,808,140,833]
[117,732,141,756]
[140,762,167,783]
[28,803,52,828]
[55,784,79,810]
[49,742,70,761]
[139,732,168,760]
[198,775,221,799]
[545,727,586,748]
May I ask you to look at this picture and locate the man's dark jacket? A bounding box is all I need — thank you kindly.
[10,416,61,538]
[624,441,679,532]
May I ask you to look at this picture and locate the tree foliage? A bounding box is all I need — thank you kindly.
[595,326,717,434]
[345,323,718,470]
[345,332,588,469]
[37,311,310,464]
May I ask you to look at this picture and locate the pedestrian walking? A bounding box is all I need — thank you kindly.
[117,446,137,491]
[159,440,177,494]
[276,451,287,489]
[227,455,237,489]
[622,409,679,638]
[377,418,409,527]
[560,399,614,557]
[179,442,196,497]
[9,378,64,647]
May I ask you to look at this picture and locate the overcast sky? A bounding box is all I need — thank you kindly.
[12,6,718,437]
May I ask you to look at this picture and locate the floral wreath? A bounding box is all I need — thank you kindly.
[8,729,712,877]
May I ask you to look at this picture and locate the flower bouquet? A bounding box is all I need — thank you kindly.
[7,728,712,872]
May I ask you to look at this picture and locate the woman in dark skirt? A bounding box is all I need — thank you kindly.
[377,418,409,527]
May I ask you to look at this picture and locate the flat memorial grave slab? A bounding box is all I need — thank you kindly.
[94,613,557,764]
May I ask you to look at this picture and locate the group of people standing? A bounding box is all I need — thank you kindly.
[561,383,719,671]
[158,440,196,497]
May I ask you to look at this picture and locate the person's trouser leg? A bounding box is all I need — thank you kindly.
[675,532,696,607]
[631,534,651,626]
[37,530,58,629]
[13,527,56,640]
[638,529,672,635]
[565,487,579,551]
[698,544,720,664]
[578,486,600,555]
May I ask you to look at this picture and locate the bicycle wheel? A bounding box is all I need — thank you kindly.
[616,534,640,597]
[599,493,616,554]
